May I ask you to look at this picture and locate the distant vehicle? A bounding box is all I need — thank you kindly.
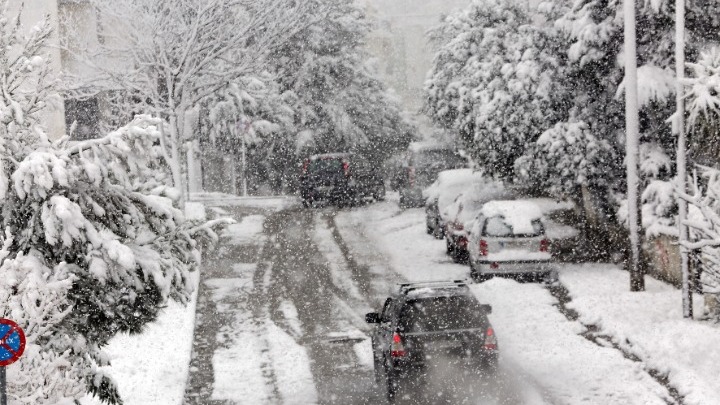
[395,142,466,208]
[300,153,385,207]
[441,182,510,263]
[423,169,478,239]
[467,200,557,282]
[366,280,498,402]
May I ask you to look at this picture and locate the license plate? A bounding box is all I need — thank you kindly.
[427,340,462,351]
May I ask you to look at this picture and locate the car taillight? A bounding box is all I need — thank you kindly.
[458,236,468,248]
[483,327,497,350]
[391,332,406,357]
[479,240,488,256]
[490,262,499,269]
[343,161,350,177]
[302,159,310,174]
[540,239,550,253]
[408,167,415,187]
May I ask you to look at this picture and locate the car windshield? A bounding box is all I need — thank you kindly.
[400,296,487,332]
[484,216,544,237]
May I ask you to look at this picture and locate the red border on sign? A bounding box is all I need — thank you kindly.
[0,318,25,366]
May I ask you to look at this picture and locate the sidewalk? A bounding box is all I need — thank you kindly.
[558,264,720,405]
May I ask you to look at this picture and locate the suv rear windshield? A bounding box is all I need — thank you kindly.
[399,296,487,333]
[308,159,344,176]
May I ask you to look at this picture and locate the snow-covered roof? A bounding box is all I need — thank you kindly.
[423,168,477,203]
[480,200,544,235]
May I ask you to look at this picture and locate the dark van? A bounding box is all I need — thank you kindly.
[300,153,385,207]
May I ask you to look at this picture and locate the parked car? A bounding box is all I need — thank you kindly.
[395,142,466,208]
[299,153,384,207]
[423,169,479,239]
[442,182,510,263]
[366,280,498,402]
[467,200,557,282]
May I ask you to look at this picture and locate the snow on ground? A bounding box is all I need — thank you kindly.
[190,193,299,211]
[80,273,199,405]
[223,214,265,244]
[267,321,318,405]
[559,264,720,405]
[342,200,680,404]
[312,215,369,309]
[211,210,318,404]
[337,202,467,282]
[471,278,669,405]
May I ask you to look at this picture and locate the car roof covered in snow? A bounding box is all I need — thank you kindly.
[480,200,545,235]
[481,200,543,219]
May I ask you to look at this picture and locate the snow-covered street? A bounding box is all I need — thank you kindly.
[126,195,716,405]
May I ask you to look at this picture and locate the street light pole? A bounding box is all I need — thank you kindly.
[624,0,644,291]
[676,0,693,318]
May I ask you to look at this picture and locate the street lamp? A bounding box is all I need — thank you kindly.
[624,0,644,292]
[676,0,693,318]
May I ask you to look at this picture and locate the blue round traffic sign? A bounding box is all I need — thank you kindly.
[0,319,25,366]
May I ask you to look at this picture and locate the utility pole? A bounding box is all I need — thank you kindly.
[624,0,644,291]
[676,0,693,318]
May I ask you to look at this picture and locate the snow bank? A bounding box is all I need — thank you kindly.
[80,274,199,405]
[471,278,669,405]
[559,265,720,405]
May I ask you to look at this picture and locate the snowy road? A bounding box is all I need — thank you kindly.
[183,198,680,405]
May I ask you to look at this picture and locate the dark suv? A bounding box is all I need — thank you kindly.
[365,280,498,401]
[300,153,384,207]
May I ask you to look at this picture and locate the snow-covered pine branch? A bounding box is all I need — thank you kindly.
[2,116,231,403]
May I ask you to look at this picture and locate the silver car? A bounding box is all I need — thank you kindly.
[467,200,557,282]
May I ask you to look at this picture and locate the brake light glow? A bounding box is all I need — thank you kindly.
[540,239,550,253]
[483,327,498,350]
[391,332,406,357]
[458,236,468,248]
[343,161,350,177]
[490,262,499,269]
[479,240,488,256]
[408,167,415,187]
[302,159,310,173]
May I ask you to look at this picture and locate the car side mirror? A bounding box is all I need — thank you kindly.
[480,304,492,314]
[365,312,381,324]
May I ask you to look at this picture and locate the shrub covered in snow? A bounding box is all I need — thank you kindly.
[515,121,614,196]
[0,4,229,402]
[678,168,720,302]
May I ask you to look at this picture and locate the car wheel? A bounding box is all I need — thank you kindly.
[432,224,444,240]
[453,250,469,264]
[472,271,493,283]
[385,362,399,402]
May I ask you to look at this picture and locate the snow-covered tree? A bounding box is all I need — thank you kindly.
[515,121,614,195]
[424,0,569,179]
[199,73,297,193]
[678,168,720,310]
[269,0,414,166]
[61,0,326,197]
[1,4,230,403]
